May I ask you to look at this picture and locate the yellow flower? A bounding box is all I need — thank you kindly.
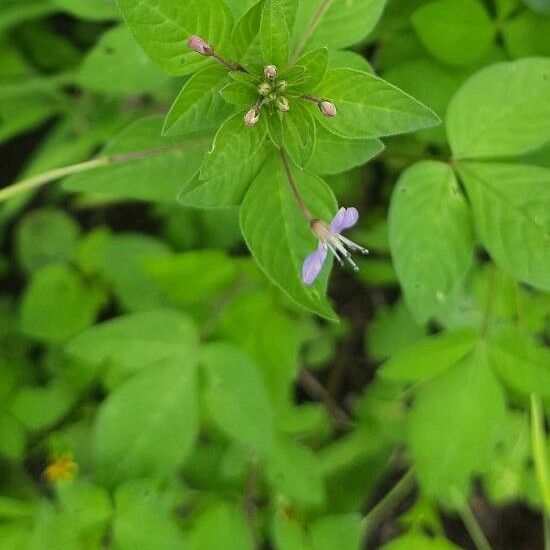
[43,453,78,483]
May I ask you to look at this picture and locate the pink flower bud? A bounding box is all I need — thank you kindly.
[187,35,212,56]
[244,108,260,127]
[319,100,337,118]
[277,97,290,112]
[264,65,278,80]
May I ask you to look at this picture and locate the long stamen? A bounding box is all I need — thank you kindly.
[326,242,345,266]
[337,235,370,255]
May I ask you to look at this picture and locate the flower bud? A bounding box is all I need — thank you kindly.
[319,100,337,118]
[276,80,288,93]
[187,35,213,56]
[277,97,290,112]
[258,83,272,96]
[264,65,278,80]
[244,107,260,127]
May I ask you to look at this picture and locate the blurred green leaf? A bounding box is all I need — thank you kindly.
[94,360,198,487]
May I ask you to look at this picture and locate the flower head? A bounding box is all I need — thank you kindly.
[302,207,369,285]
[43,452,78,484]
[187,35,213,56]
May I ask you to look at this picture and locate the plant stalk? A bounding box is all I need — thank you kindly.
[279,149,313,221]
[290,0,332,64]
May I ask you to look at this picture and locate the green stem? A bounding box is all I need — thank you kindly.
[362,468,416,536]
[0,144,195,203]
[531,394,550,514]
[279,149,312,220]
[453,490,492,550]
[480,265,497,339]
[290,0,332,64]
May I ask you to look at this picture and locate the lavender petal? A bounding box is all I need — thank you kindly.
[330,207,359,234]
[302,245,328,285]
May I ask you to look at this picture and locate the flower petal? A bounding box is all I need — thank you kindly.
[330,207,359,233]
[302,245,328,285]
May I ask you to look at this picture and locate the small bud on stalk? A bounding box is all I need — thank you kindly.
[319,100,337,118]
[277,97,290,112]
[264,65,278,80]
[187,35,213,56]
[244,107,260,127]
[258,83,272,96]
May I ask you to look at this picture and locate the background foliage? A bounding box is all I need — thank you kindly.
[0,0,549,548]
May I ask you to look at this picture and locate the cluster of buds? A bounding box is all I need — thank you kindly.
[186,36,338,128]
[243,64,293,127]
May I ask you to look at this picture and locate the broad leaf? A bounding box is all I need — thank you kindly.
[240,156,337,320]
[117,0,234,75]
[94,360,198,487]
[458,161,550,291]
[307,125,383,175]
[77,26,169,93]
[163,66,232,136]
[447,58,550,159]
[180,112,269,207]
[412,0,495,66]
[260,0,290,68]
[19,265,104,343]
[292,47,328,91]
[201,343,274,453]
[379,329,478,383]
[293,0,387,53]
[282,101,316,167]
[389,161,474,322]
[408,345,506,500]
[66,309,198,379]
[63,117,211,203]
[312,69,440,139]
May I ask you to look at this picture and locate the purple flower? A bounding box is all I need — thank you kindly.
[302,207,369,285]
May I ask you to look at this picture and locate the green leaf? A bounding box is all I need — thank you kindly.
[458,161,550,291]
[77,26,169,94]
[240,156,337,320]
[144,250,238,303]
[163,66,232,136]
[52,0,118,20]
[381,532,462,550]
[307,125,383,176]
[412,0,495,66]
[293,0,387,52]
[292,47,328,91]
[267,437,326,508]
[63,117,211,203]
[188,502,254,550]
[16,208,80,274]
[0,414,26,460]
[389,161,474,322]
[328,49,373,73]
[408,345,507,499]
[489,328,550,398]
[112,481,186,550]
[201,342,274,452]
[233,0,264,62]
[220,80,258,106]
[201,111,267,179]
[312,69,440,139]
[309,514,363,550]
[447,58,550,159]
[9,382,76,431]
[117,0,234,75]
[260,0,290,67]
[94,360,198,487]
[180,113,269,208]
[379,329,478,383]
[283,102,316,167]
[66,309,198,380]
[19,265,104,343]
